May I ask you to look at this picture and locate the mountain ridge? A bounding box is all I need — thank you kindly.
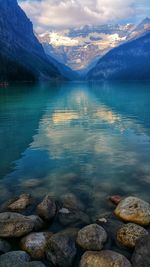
[87,30,150,80]
[0,0,70,81]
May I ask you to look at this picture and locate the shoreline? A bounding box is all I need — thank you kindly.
[0,193,149,266]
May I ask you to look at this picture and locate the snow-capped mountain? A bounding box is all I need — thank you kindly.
[38,23,134,70]
[87,30,150,80]
[127,17,150,40]
[38,18,150,72]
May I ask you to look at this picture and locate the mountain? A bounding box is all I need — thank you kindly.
[127,17,150,40]
[87,31,150,80]
[38,23,134,71]
[0,0,67,82]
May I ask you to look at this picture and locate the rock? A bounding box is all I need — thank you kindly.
[132,235,150,267]
[77,224,107,251]
[109,195,122,205]
[0,213,44,238]
[114,197,150,226]
[28,215,45,231]
[58,208,90,227]
[97,218,108,224]
[80,250,132,267]
[46,231,77,267]
[37,195,56,221]
[27,262,45,267]
[0,250,46,267]
[0,251,30,266]
[20,232,52,259]
[7,194,32,212]
[58,228,79,239]
[0,212,35,238]
[117,223,148,248]
[0,239,11,254]
[61,193,84,211]
[21,179,43,189]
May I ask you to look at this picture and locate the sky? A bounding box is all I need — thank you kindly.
[19,0,150,33]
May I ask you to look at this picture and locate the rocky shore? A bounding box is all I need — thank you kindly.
[0,193,150,266]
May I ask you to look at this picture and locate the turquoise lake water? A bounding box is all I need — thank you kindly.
[0,81,150,218]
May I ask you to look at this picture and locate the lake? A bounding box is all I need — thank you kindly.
[0,81,150,219]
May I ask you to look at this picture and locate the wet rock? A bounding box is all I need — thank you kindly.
[109,195,122,205]
[77,224,107,251]
[20,232,52,259]
[0,213,43,238]
[80,250,132,267]
[117,223,148,248]
[0,212,35,238]
[0,251,30,266]
[37,195,56,221]
[61,193,85,211]
[27,262,45,267]
[0,251,46,267]
[97,218,108,224]
[114,197,150,226]
[58,228,79,239]
[132,235,150,267]
[58,208,90,227]
[46,231,77,267]
[96,216,132,259]
[0,239,11,254]
[7,194,32,212]
[28,215,45,231]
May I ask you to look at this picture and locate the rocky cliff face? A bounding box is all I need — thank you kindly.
[0,0,63,81]
[38,23,134,71]
[87,31,150,80]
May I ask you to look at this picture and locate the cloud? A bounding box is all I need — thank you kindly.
[19,0,150,32]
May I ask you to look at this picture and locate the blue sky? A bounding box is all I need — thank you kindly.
[19,0,150,33]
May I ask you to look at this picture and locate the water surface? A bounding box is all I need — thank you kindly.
[0,81,150,218]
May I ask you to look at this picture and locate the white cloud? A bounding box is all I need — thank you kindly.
[19,0,149,32]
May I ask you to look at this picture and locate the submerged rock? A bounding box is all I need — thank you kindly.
[21,179,43,189]
[0,212,35,238]
[114,197,150,226]
[46,231,77,267]
[109,195,122,205]
[132,235,150,267]
[117,223,148,248]
[80,250,132,267]
[7,194,32,212]
[37,195,56,221]
[77,224,107,251]
[58,208,90,227]
[0,239,11,254]
[61,193,85,211]
[0,251,46,267]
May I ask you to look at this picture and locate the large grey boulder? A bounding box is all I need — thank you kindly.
[46,231,77,267]
[132,235,150,267]
[0,213,35,238]
[0,251,46,267]
[20,232,52,259]
[77,224,107,250]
